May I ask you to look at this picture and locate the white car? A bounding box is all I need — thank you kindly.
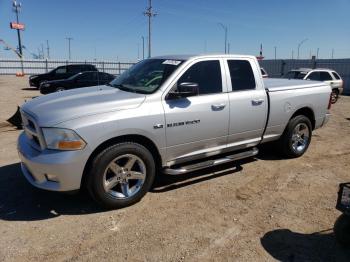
[284,68,343,103]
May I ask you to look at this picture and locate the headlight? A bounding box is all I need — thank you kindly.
[42,128,86,150]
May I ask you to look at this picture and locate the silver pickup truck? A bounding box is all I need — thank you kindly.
[18,55,332,208]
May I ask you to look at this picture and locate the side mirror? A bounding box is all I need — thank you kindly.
[167,82,199,99]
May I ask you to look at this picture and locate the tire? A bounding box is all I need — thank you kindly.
[334,214,350,247]
[87,142,155,209]
[278,115,312,158]
[331,89,339,104]
[56,87,65,92]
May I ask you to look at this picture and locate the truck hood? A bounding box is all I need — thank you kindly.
[21,85,146,126]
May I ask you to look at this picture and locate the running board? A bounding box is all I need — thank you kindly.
[163,147,259,175]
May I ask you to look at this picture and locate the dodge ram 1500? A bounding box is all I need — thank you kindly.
[18,54,332,208]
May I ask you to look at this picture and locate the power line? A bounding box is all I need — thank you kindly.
[144,0,157,58]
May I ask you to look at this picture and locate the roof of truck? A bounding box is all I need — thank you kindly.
[152,54,257,60]
[291,68,335,72]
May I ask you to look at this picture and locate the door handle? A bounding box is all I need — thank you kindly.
[252,99,264,106]
[211,103,226,110]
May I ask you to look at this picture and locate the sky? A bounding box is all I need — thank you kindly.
[0,0,350,61]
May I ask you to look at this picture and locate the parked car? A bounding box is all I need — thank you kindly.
[39,71,115,94]
[261,67,269,78]
[29,64,98,88]
[18,54,331,209]
[284,68,343,103]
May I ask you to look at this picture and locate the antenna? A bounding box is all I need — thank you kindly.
[144,0,157,58]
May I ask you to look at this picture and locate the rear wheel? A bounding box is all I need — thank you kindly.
[331,89,339,104]
[56,87,65,92]
[278,115,312,158]
[87,142,155,209]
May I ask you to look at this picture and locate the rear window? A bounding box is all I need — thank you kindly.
[227,60,256,91]
[332,72,341,80]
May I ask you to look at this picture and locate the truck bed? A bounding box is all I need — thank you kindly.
[264,78,326,92]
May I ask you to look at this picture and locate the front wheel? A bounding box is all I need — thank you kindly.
[278,115,312,158]
[87,142,155,209]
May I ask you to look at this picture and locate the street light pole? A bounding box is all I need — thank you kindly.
[297,38,308,59]
[141,36,145,60]
[218,23,228,54]
[65,37,73,60]
[274,46,277,60]
[12,1,23,58]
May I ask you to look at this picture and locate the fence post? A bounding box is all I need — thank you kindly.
[312,56,316,69]
[45,59,48,73]
[280,60,286,76]
[102,61,105,72]
[118,62,121,75]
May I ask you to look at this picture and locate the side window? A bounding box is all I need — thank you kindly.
[55,66,67,74]
[68,65,83,74]
[307,72,320,81]
[320,72,333,81]
[177,60,222,95]
[332,72,341,80]
[77,73,94,82]
[227,60,256,91]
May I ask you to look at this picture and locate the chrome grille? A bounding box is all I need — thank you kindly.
[21,110,44,151]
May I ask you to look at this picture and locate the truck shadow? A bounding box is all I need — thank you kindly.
[0,163,103,221]
[152,161,246,193]
[261,228,350,261]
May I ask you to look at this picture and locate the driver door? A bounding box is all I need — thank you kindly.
[162,59,229,164]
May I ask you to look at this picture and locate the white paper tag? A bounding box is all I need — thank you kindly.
[162,60,182,66]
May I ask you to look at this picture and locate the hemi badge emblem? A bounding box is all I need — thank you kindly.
[153,124,164,129]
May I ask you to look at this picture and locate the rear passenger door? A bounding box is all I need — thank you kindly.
[75,72,97,88]
[162,59,229,163]
[225,59,267,148]
[320,71,338,89]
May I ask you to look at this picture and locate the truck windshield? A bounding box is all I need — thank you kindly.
[284,71,307,79]
[109,59,184,94]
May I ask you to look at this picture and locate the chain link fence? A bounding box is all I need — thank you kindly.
[259,58,350,94]
[0,59,136,76]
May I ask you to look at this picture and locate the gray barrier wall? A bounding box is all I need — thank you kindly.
[0,59,135,76]
[259,59,350,94]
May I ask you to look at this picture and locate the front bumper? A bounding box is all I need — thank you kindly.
[17,132,91,191]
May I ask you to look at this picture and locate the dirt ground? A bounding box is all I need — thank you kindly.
[0,75,349,262]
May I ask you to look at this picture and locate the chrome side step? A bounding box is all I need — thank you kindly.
[163,147,258,175]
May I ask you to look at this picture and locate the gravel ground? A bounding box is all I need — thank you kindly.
[0,75,349,261]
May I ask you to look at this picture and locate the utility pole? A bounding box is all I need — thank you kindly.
[227,43,230,54]
[292,50,294,59]
[12,1,23,57]
[46,40,50,59]
[332,48,334,59]
[65,37,73,60]
[141,36,145,59]
[144,0,157,58]
[274,46,277,60]
[297,38,308,59]
[41,43,45,59]
[218,23,228,54]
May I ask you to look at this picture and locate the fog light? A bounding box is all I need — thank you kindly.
[45,174,59,183]
[337,183,350,213]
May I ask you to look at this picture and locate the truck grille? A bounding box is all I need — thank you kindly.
[21,110,44,151]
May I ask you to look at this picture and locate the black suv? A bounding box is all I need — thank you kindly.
[39,71,115,94]
[29,64,97,88]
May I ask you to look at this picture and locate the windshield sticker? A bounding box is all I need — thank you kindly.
[162,60,182,66]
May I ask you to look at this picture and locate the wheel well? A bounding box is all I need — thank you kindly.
[291,107,315,130]
[81,135,162,188]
